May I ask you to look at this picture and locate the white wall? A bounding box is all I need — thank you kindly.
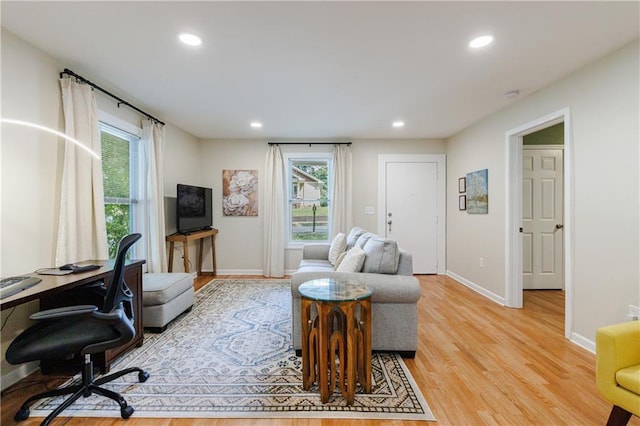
[200,138,446,274]
[446,40,639,345]
[0,29,201,388]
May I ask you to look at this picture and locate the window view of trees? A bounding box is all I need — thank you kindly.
[101,126,134,258]
[290,159,330,241]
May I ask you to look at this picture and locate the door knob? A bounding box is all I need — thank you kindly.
[387,220,392,232]
[555,224,564,230]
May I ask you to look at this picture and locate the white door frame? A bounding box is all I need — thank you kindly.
[504,108,573,339]
[378,154,446,274]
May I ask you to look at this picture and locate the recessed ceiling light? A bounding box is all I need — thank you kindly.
[469,35,494,49]
[392,121,405,128]
[250,122,263,128]
[178,33,202,47]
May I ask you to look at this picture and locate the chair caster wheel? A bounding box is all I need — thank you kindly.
[14,407,30,421]
[121,405,134,419]
[138,371,150,382]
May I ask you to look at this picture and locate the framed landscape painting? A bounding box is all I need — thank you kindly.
[466,169,488,214]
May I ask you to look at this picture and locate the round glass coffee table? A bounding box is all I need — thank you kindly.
[298,278,373,405]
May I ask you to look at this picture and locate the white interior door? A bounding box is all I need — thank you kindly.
[522,148,564,289]
[381,160,439,274]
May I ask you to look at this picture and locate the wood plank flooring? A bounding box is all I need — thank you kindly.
[2,274,637,425]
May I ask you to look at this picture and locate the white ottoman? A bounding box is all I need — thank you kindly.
[142,272,195,332]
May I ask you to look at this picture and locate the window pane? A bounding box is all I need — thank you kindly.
[290,202,329,241]
[101,131,130,199]
[104,203,130,258]
[290,159,329,242]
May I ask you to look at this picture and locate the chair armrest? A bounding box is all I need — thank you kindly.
[596,321,640,394]
[30,305,98,320]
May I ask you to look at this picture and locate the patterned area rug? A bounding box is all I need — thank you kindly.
[32,279,435,421]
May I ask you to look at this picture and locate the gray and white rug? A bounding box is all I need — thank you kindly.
[32,279,435,421]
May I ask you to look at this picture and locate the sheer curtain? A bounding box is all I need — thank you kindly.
[329,144,353,237]
[56,78,108,265]
[263,145,286,277]
[140,120,167,272]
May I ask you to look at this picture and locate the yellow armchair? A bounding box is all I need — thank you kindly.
[596,321,640,425]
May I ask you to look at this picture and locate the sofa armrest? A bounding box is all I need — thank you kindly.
[302,244,331,260]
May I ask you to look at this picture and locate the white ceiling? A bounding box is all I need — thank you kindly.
[2,1,638,140]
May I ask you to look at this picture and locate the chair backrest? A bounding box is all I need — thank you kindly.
[102,233,141,315]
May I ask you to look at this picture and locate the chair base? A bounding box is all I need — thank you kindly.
[15,356,148,425]
[607,405,633,426]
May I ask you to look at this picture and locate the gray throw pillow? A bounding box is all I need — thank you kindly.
[354,232,374,248]
[346,227,366,249]
[362,237,400,274]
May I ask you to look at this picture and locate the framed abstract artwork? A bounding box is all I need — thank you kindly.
[222,170,258,216]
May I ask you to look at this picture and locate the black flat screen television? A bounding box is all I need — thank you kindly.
[176,183,213,234]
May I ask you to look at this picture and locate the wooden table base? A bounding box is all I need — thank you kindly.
[301,297,371,404]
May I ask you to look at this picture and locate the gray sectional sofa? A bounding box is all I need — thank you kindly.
[290,227,421,357]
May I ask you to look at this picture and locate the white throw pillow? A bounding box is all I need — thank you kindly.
[328,233,347,265]
[336,246,366,272]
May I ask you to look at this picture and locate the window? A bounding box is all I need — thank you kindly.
[99,117,142,258]
[285,153,332,245]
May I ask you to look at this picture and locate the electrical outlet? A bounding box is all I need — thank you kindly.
[628,305,640,320]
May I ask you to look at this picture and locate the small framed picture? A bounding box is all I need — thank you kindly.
[458,177,466,193]
[459,195,467,211]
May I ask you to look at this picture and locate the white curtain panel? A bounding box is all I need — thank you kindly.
[56,78,108,265]
[262,145,286,277]
[141,120,167,272]
[329,144,353,237]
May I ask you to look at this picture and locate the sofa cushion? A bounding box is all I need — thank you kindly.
[336,246,366,272]
[616,365,640,394]
[143,272,195,306]
[333,251,348,270]
[328,232,347,265]
[354,232,374,248]
[346,227,366,249]
[362,237,400,274]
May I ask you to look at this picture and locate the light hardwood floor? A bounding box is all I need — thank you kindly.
[2,274,637,425]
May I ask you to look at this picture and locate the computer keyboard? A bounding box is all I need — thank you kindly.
[0,276,42,299]
[1,276,31,288]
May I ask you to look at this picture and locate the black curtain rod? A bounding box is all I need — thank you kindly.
[268,142,351,146]
[60,68,165,126]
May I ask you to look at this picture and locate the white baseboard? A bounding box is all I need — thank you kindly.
[569,332,595,354]
[445,270,505,306]
[1,362,38,392]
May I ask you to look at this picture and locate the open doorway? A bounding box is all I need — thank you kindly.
[522,123,564,290]
[505,108,573,339]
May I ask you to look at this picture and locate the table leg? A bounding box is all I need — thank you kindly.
[361,299,372,393]
[168,242,175,272]
[198,238,204,275]
[301,298,312,390]
[345,302,357,405]
[317,302,331,403]
[211,235,217,275]
[183,242,190,273]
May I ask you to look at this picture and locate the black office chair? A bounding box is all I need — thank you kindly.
[6,233,149,425]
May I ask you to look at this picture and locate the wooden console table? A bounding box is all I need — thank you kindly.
[167,228,218,276]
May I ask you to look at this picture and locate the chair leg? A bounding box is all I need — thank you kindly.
[607,405,632,426]
[13,355,149,424]
[94,366,149,386]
